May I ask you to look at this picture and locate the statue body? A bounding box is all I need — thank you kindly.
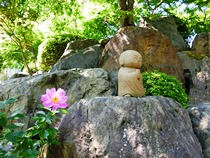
[118,50,146,97]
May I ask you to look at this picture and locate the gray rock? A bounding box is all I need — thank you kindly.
[138,16,186,51]
[0,68,115,127]
[50,44,102,72]
[67,68,116,105]
[10,72,29,79]
[49,96,203,158]
[188,103,210,158]
[62,39,99,59]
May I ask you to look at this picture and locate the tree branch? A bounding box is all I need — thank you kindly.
[151,0,164,15]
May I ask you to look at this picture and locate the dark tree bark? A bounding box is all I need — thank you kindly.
[119,0,135,27]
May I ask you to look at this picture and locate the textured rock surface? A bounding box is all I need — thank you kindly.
[177,51,210,104]
[62,39,99,58]
[51,44,102,72]
[49,96,203,158]
[188,103,210,158]
[138,16,186,51]
[191,32,210,58]
[0,68,116,126]
[100,26,184,82]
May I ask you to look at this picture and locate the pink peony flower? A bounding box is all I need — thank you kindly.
[41,88,68,111]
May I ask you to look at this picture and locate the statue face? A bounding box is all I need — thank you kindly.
[132,54,142,67]
[119,50,142,68]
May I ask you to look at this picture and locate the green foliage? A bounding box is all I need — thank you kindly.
[0,98,67,158]
[143,71,189,108]
[163,1,210,37]
[0,0,209,72]
[37,34,83,71]
[0,40,37,71]
[0,0,44,74]
[82,14,119,40]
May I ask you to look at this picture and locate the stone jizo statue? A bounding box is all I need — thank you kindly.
[118,50,146,97]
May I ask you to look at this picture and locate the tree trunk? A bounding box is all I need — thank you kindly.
[119,0,135,27]
[21,50,33,76]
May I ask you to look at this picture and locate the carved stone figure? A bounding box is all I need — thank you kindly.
[118,50,146,97]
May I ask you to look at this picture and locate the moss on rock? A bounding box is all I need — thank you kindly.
[186,51,206,60]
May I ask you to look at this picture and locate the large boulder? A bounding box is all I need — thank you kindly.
[188,103,210,158]
[138,16,186,51]
[100,26,184,82]
[0,68,116,127]
[48,96,203,158]
[50,44,102,72]
[191,32,210,58]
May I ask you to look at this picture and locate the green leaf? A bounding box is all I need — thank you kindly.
[0,105,7,109]
[2,153,18,158]
[0,117,7,127]
[0,98,17,107]
[24,149,39,158]
[26,128,39,138]
[45,118,52,124]
[0,111,5,117]
[5,130,26,142]
[33,116,46,123]
[36,110,46,116]
[7,123,24,130]
[7,111,26,120]
[58,109,68,114]
[39,130,49,139]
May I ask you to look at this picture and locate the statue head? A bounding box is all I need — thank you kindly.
[119,50,142,69]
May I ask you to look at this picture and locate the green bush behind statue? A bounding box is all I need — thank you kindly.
[143,71,189,108]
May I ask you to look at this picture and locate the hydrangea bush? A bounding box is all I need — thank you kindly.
[0,88,68,158]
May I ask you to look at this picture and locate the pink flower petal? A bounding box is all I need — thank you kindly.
[58,103,68,108]
[59,96,68,103]
[43,101,52,108]
[56,88,66,97]
[48,88,56,97]
[41,94,47,102]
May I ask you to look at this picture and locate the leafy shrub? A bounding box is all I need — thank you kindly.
[0,88,68,157]
[37,34,83,71]
[143,71,189,108]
